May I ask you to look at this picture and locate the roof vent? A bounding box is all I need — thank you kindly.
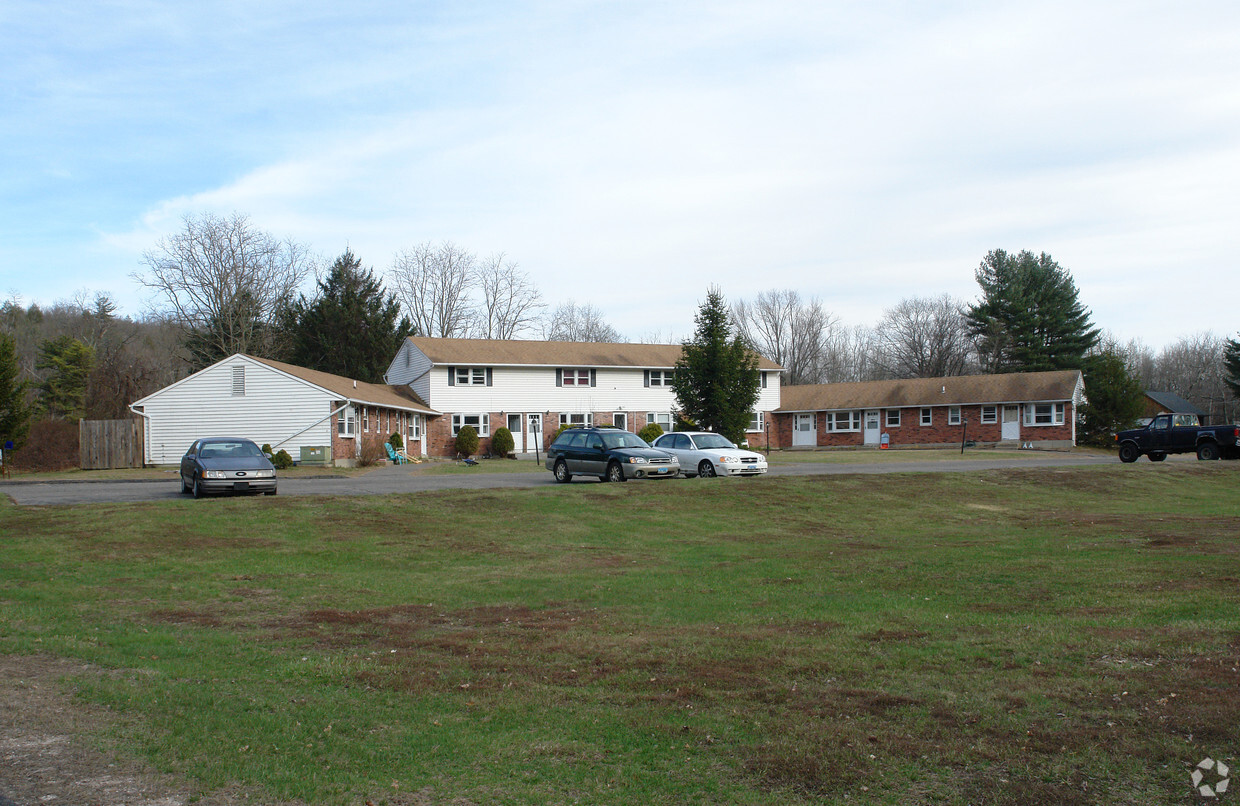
[941,385,946,393]
[353,380,357,388]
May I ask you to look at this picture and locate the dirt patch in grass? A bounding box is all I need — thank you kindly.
[0,654,302,806]
[1039,511,1240,554]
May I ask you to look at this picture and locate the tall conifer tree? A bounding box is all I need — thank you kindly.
[672,288,760,444]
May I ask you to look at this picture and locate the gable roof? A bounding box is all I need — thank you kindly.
[406,336,783,371]
[777,370,1083,412]
[132,354,438,414]
[247,355,437,414]
[1143,390,1207,416]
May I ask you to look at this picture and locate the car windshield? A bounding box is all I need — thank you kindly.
[199,441,264,459]
[602,432,650,450]
[693,434,736,449]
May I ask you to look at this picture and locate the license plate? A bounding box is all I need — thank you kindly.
[655,468,668,474]
[233,481,250,490]
[747,465,757,470]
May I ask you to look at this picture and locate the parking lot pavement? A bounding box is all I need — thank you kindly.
[0,452,1119,507]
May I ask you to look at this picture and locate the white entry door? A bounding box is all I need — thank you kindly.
[527,413,543,453]
[1002,405,1021,441]
[508,414,524,452]
[793,413,816,446]
[863,410,882,445]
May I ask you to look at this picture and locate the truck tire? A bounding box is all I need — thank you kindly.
[1197,442,1220,461]
[1118,444,1139,463]
[1148,452,1166,462]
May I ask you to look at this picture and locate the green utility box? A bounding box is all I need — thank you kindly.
[300,445,331,466]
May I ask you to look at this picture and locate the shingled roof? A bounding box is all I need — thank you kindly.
[249,355,438,414]
[777,370,1083,412]
[408,336,783,371]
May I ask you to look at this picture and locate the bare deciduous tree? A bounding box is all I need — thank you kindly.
[821,324,881,383]
[544,300,623,343]
[389,241,476,338]
[475,253,544,339]
[873,294,973,379]
[134,212,313,365]
[1142,331,1236,423]
[732,290,838,385]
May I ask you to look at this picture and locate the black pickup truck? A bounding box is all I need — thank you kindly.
[1116,413,1240,462]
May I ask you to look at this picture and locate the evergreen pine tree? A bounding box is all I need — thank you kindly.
[36,334,96,419]
[283,250,412,383]
[671,288,760,444]
[1078,350,1145,445]
[966,249,1100,373]
[0,332,33,450]
[1224,336,1240,399]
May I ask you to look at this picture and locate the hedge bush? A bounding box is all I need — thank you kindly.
[388,432,403,450]
[455,425,479,457]
[271,449,294,470]
[491,426,514,457]
[637,423,663,444]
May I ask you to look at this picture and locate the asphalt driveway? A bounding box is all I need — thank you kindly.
[0,452,1124,507]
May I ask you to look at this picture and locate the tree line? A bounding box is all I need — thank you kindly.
[2,212,1238,455]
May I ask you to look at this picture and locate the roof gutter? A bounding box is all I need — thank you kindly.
[127,403,151,467]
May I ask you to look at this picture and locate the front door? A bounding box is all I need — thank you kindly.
[863,410,881,445]
[793,413,816,446]
[613,412,628,432]
[1002,405,1021,441]
[527,413,542,454]
[508,414,524,453]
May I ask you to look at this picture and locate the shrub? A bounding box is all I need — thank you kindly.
[637,423,663,444]
[271,449,294,470]
[491,426,514,458]
[455,425,479,457]
[261,443,273,455]
[551,423,573,442]
[358,434,387,467]
[388,432,403,450]
[10,418,78,472]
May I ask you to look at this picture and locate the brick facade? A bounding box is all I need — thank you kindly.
[330,401,426,466]
[772,403,1076,450]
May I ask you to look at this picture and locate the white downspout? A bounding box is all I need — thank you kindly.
[127,404,152,466]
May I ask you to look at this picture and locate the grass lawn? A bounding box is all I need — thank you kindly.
[410,457,547,475]
[1,464,1237,804]
[762,446,1112,464]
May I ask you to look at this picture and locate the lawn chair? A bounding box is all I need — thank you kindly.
[384,443,408,465]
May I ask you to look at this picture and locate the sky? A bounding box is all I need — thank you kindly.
[2,0,1238,349]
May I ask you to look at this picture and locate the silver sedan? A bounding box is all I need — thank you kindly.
[651,431,768,478]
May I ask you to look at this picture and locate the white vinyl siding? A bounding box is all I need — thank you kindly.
[135,357,337,465]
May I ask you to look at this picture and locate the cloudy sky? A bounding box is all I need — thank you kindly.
[2,0,1237,348]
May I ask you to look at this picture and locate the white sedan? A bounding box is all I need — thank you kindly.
[651,431,768,478]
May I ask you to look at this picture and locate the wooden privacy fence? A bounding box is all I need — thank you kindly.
[80,418,145,470]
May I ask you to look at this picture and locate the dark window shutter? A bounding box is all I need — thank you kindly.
[448,367,456,386]
[486,368,493,386]
[556,369,563,387]
[761,371,767,388]
[643,370,650,388]
[590,369,596,387]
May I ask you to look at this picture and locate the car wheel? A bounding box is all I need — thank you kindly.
[1118,444,1139,463]
[180,474,191,494]
[192,476,204,499]
[698,460,717,478]
[1197,442,1220,461]
[606,462,626,483]
[1148,452,1167,462]
[553,461,572,483]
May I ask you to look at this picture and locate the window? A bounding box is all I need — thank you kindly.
[231,365,245,396]
[1024,403,1066,426]
[920,408,932,426]
[558,368,594,387]
[363,407,369,432]
[452,413,490,436]
[948,407,961,426]
[337,406,356,437]
[413,414,421,439]
[451,367,490,386]
[760,372,768,389]
[559,412,593,428]
[981,406,997,424]
[747,411,763,432]
[886,409,901,427]
[645,370,674,387]
[646,412,673,432]
[825,411,861,432]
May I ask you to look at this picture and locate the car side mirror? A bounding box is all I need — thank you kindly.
[264,452,273,460]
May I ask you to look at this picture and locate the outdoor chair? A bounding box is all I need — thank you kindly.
[384,443,408,465]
